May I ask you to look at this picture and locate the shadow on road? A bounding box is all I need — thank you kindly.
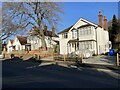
[2,57,120,88]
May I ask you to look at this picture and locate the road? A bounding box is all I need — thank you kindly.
[2,58,120,88]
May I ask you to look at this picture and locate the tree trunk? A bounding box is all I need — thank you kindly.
[41,36,47,50]
[37,28,47,50]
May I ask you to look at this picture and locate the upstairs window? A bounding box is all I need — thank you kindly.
[62,33,68,38]
[79,26,92,36]
[72,30,77,39]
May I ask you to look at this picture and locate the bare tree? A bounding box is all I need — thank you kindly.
[2,2,63,49]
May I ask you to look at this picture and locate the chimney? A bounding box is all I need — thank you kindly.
[44,25,47,32]
[104,16,108,30]
[98,11,103,27]
[52,26,55,36]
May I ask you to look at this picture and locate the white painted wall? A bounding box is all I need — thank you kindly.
[12,37,25,51]
[7,40,13,53]
[96,27,109,54]
[59,34,69,54]
[59,18,110,55]
[27,35,59,50]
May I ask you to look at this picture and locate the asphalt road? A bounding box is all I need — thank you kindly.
[2,58,120,88]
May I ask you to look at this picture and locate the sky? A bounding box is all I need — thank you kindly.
[57,2,118,33]
[1,2,118,40]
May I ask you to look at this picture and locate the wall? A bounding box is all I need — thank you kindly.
[7,40,13,53]
[12,37,25,51]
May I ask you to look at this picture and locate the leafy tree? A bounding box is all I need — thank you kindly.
[108,15,120,48]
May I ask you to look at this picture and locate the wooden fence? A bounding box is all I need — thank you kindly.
[53,54,83,64]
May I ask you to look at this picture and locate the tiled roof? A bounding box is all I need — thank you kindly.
[43,30,58,37]
[58,25,73,34]
[17,36,27,45]
[28,28,58,37]
[10,40,14,44]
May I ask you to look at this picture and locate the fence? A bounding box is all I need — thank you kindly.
[53,54,83,64]
[116,53,120,66]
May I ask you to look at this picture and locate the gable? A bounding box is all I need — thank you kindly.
[58,18,99,35]
[13,37,21,45]
[58,25,73,34]
[7,40,13,46]
[17,36,27,45]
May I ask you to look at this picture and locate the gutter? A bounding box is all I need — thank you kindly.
[95,27,98,55]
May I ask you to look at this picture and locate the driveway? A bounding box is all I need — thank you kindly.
[83,55,116,65]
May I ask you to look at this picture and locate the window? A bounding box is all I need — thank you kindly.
[79,41,93,50]
[79,26,92,36]
[64,33,68,38]
[18,45,20,50]
[72,30,77,39]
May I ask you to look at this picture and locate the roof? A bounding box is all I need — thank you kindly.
[58,25,73,34]
[58,17,107,34]
[68,39,96,43]
[68,39,78,43]
[16,36,27,45]
[43,30,58,37]
[28,28,58,37]
[53,40,59,44]
[10,40,14,44]
[77,24,95,29]
[2,43,7,46]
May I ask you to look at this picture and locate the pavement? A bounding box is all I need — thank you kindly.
[83,55,116,65]
[1,55,119,70]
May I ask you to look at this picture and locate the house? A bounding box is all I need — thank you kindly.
[12,36,27,51]
[58,11,111,55]
[7,40,14,53]
[7,36,27,53]
[2,42,7,51]
[27,26,59,51]
[1,42,7,54]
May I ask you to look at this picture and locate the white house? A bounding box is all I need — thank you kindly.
[27,26,59,51]
[7,36,27,53]
[58,11,111,55]
[7,40,14,53]
[12,36,27,51]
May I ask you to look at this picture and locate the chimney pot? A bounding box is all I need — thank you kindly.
[104,16,108,30]
[52,26,55,36]
[98,11,103,27]
[44,25,47,32]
